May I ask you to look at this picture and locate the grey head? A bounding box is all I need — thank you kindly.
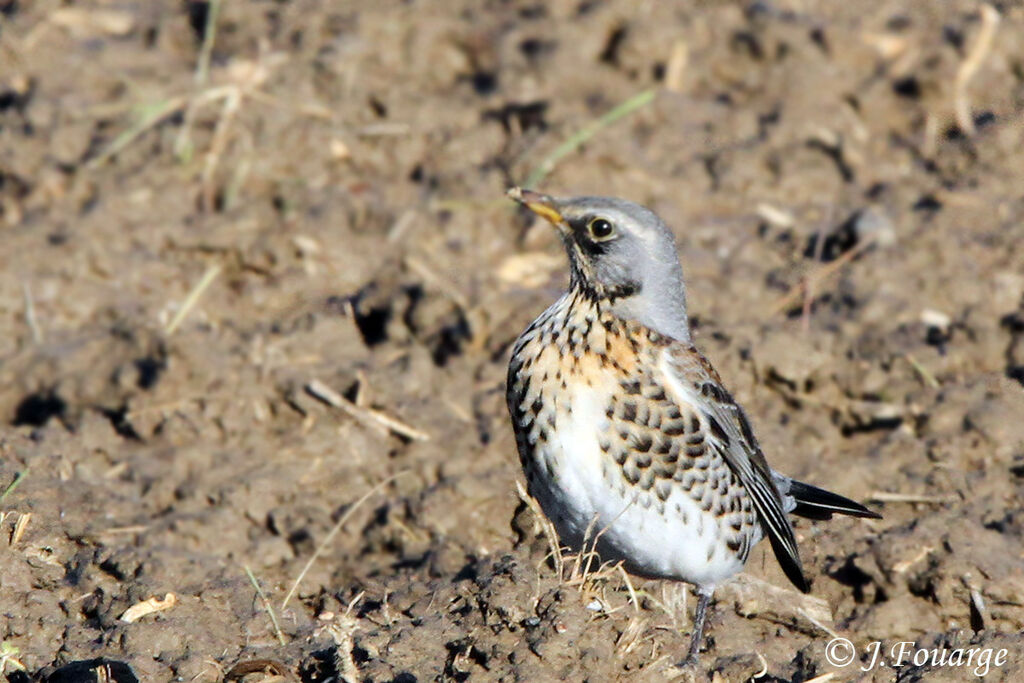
[508,187,691,343]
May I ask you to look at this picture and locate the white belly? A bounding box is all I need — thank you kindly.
[529,385,747,589]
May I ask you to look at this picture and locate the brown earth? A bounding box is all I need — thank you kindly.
[2,1,1024,681]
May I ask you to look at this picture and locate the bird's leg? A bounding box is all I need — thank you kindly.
[682,586,714,666]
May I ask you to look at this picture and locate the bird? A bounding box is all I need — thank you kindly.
[504,187,880,665]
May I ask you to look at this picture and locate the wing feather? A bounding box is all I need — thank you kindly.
[661,344,810,593]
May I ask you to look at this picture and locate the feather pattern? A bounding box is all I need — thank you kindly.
[662,344,810,592]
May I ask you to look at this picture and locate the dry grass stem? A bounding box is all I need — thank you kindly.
[244,89,334,119]
[200,87,241,210]
[803,207,833,332]
[570,514,603,584]
[904,353,940,388]
[165,263,223,335]
[869,491,959,505]
[804,674,837,683]
[756,203,796,228]
[317,592,364,683]
[617,564,640,613]
[49,8,135,38]
[99,525,149,537]
[661,583,689,630]
[664,41,689,93]
[954,5,1000,136]
[769,233,877,317]
[0,469,28,504]
[356,122,411,137]
[281,471,409,610]
[86,96,189,170]
[22,284,41,344]
[10,513,30,546]
[244,566,287,646]
[306,379,429,441]
[753,652,769,678]
[515,480,564,578]
[524,88,656,188]
[89,44,326,212]
[194,0,222,86]
[615,616,647,656]
[893,546,934,574]
[387,210,419,243]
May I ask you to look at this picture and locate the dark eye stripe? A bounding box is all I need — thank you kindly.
[570,216,613,255]
[580,239,609,256]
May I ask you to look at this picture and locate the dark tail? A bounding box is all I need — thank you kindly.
[789,480,882,521]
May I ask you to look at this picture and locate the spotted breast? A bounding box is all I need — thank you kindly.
[507,290,759,586]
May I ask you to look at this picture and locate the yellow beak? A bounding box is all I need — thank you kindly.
[507,187,565,227]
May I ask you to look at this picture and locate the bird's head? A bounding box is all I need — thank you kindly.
[508,187,691,342]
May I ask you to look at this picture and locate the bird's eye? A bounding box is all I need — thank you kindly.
[588,217,614,240]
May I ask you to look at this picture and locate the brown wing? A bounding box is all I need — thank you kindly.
[663,343,810,593]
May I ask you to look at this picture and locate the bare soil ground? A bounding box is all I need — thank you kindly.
[2,1,1024,681]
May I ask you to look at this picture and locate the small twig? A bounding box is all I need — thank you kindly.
[318,592,364,683]
[86,96,188,169]
[356,122,411,137]
[575,499,635,585]
[966,578,987,631]
[243,89,333,120]
[571,514,602,583]
[614,616,647,656]
[10,513,31,546]
[194,0,222,86]
[523,88,656,188]
[22,284,41,343]
[804,674,837,683]
[245,566,287,646]
[664,41,689,93]
[305,379,429,441]
[165,263,222,334]
[616,564,640,613]
[201,87,241,210]
[515,480,563,578]
[802,206,833,333]
[869,491,958,505]
[756,203,795,228]
[753,652,769,679]
[124,394,220,419]
[0,469,28,504]
[386,210,418,243]
[98,525,149,536]
[904,353,940,389]
[954,5,1001,136]
[221,144,253,212]
[768,234,876,316]
[893,546,934,573]
[281,471,409,610]
[173,85,241,161]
